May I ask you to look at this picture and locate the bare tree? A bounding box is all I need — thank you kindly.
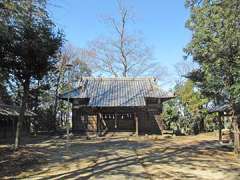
[88,0,164,78]
[56,44,92,88]
[174,60,197,85]
[51,44,92,130]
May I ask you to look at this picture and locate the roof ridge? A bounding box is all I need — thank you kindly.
[82,76,155,81]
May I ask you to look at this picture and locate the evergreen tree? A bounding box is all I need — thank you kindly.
[185,0,240,156]
[0,0,63,149]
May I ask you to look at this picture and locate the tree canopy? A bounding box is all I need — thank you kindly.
[185,0,240,155]
[0,0,63,149]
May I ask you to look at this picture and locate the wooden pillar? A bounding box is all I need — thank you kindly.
[218,113,223,143]
[72,109,76,133]
[134,112,139,136]
[66,121,70,151]
[12,118,15,136]
[96,114,99,136]
[159,113,164,135]
[114,114,117,129]
[97,113,102,137]
[3,119,6,138]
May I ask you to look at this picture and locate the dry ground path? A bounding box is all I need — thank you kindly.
[0,132,240,179]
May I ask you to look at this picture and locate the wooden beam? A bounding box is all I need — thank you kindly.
[76,106,151,114]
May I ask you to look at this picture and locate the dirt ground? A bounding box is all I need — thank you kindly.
[0,132,240,180]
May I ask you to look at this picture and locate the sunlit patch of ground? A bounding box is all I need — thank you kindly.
[0,132,240,179]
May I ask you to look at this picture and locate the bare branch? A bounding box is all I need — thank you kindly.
[87,0,166,80]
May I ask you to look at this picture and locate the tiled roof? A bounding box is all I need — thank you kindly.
[208,104,231,113]
[60,77,174,107]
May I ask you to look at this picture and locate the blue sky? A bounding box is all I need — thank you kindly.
[48,0,191,90]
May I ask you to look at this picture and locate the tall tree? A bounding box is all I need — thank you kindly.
[0,0,63,149]
[88,0,164,78]
[185,0,240,156]
[51,44,92,130]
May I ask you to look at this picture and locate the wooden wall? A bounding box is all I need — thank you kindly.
[138,111,162,134]
[72,106,163,134]
[72,108,87,132]
[0,116,30,139]
[102,114,135,131]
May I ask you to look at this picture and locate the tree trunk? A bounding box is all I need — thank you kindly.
[52,97,58,131]
[233,116,240,156]
[52,71,63,131]
[200,115,205,133]
[232,104,240,158]
[14,80,29,150]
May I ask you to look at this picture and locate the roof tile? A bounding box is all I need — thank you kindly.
[61,77,173,107]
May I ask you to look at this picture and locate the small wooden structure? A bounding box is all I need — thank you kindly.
[61,77,173,135]
[208,104,232,143]
[0,103,36,138]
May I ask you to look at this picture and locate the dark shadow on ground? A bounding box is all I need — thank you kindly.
[0,135,151,179]
[1,134,240,179]
[37,140,240,180]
